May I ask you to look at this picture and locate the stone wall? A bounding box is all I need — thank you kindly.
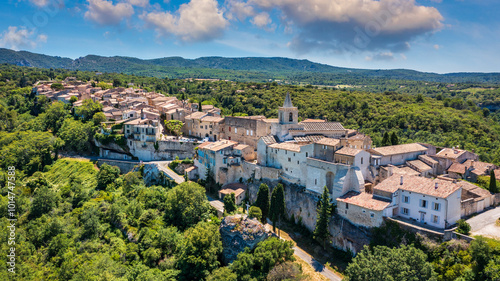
[97,159,139,174]
[127,140,197,161]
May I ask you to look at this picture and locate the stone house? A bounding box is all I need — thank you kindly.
[334,147,371,180]
[336,191,391,228]
[124,118,161,144]
[369,143,430,167]
[223,116,274,147]
[432,148,478,175]
[373,175,462,229]
[457,180,495,217]
[218,183,247,205]
[313,138,341,162]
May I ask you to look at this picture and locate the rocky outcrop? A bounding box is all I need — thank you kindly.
[220,214,271,264]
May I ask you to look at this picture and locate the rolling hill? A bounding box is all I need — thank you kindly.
[0,48,499,84]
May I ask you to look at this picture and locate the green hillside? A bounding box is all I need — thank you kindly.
[1,48,499,84]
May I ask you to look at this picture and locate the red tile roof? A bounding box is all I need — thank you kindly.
[337,191,390,211]
[374,175,461,198]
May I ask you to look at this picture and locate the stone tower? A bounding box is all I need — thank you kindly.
[278,92,298,125]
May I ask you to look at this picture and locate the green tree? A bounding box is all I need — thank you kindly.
[489,170,498,193]
[456,219,471,235]
[92,112,107,126]
[75,99,103,121]
[270,184,285,235]
[470,236,491,277]
[390,131,399,145]
[58,118,94,153]
[113,78,122,87]
[97,163,120,190]
[345,245,435,281]
[381,132,391,146]
[254,183,270,222]
[224,193,237,214]
[44,101,68,133]
[51,83,64,90]
[314,186,332,249]
[267,262,305,281]
[69,96,78,104]
[231,237,295,280]
[206,267,237,281]
[163,181,212,230]
[165,119,184,139]
[30,184,57,219]
[178,222,222,280]
[484,256,500,281]
[249,206,262,221]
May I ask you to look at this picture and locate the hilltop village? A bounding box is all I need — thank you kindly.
[34,78,500,253]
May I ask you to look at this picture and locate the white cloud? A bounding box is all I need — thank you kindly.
[0,26,48,50]
[142,0,228,43]
[126,0,149,7]
[434,44,440,50]
[84,0,134,26]
[238,0,443,54]
[29,0,50,7]
[226,0,255,21]
[251,12,271,28]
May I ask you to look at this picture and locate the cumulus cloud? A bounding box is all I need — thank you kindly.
[142,0,228,43]
[126,0,149,7]
[0,26,48,50]
[251,12,272,28]
[236,0,443,54]
[84,0,134,26]
[226,0,255,21]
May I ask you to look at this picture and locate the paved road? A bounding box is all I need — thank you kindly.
[206,194,224,214]
[151,161,185,184]
[293,246,342,281]
[467,206,500,239]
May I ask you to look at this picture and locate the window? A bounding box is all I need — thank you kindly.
[229,127,231,132]
[246,130,249,135]
[209,125,212,128]
[403,196,410,203]
[289,112,293,122]
[235,128,237,133]
[370,213,374,218]
[297,161,299,164]
[432,215,439,223]
[433,203,440,211]
[250,130,253,136]
[361,157,363,165]
[200,126,203,129]
[346,203,349,209]
[223,158,227,164]
[288,157,291,162]
[402,208,409,215]
[205,125,207,129]
[420,200,427,208]
[293,153,296,156]
[306,152,309,157]
[315,179,317,185]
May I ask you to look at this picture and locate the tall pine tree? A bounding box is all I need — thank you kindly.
[254,183,270,222]
[314,186,332,249]
[382,132,390,146]
[390,132,399,145]
[270,184,285,236]
[489,170,498,193]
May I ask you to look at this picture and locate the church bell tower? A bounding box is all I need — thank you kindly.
[278,92,298,125]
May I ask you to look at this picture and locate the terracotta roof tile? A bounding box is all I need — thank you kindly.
[299,122,345,131]
[371,143,428,156]
[314,138,340,146]
[261,135,278,145]
[374,175,461,198]
[335,147,363,156]
[448,163,466,174]
[337,191,391,211]
[407,160,432,172]
[269,142,304,152]
[436,148,467,159]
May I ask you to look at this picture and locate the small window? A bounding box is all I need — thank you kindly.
[315,179,317,185]
[246,130,249,135]
[288,157,291,162]
[403,196,409,203]
[235,128,237,133]
[229,127,231,132]
[370,213,374,218]
[402,208,409,215]
[297,161,299,164]
[432,215,439,223]
[433,203,440,211]
[346,203,349,209]
[420,200,427,208]
[361,157,363,165]
[306,152,309,157]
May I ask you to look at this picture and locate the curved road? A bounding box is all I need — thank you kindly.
[293,246,342,281]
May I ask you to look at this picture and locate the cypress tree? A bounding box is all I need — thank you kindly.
[382,132,390,146]
[254,183,270,222]
[390,132,399,145]
[270,184,285,236]
[198,101,202,112]
[223,192,237,214]
[314,186,331,249]
[489,170,498,193]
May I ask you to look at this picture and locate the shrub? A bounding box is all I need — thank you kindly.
[249,206,262,221]
[456,219,471,235]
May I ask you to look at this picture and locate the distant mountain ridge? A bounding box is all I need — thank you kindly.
[1,48,499,84]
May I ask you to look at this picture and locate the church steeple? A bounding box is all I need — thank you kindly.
[278,92,298,125]
[283,92,293,108]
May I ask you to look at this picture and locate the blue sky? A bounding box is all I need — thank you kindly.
[0,0,499,73]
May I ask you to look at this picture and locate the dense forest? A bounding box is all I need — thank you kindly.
[0,64,499,280]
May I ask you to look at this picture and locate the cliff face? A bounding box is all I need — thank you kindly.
[220,214,271,265]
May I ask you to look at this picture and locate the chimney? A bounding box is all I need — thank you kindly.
[141,108,144,120]
[435,182,438,189]
[471,160,474,168]
[400,176,404,185]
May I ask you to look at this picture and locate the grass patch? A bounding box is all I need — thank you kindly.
[294,255,329,281]
[43,158,98,189]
